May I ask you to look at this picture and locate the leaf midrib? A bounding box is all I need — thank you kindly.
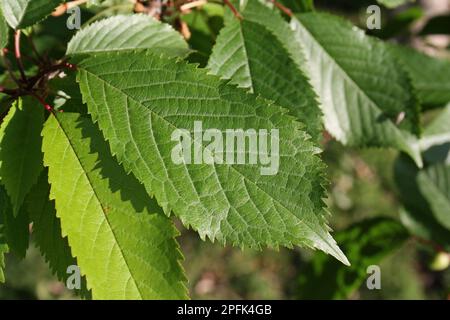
[293,16,403,135]
[51,113,144,299]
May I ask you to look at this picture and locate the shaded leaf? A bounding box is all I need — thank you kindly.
[395,105,450,249]
[390,45,450,109]
[420,14,450,36]
[0,97,44,216]
[208,1,322,141]
[290,13,422,166]
[1,0,63,29]
[0,185,29,258]
[27,171,90,298]
[0,188,9,283]
[42,113,188,299]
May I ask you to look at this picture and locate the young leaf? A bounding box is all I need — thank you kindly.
[77,52,349,265]
[289,13,422,167]
[208,1,322,141]
[390,45,450,109]
[0,97,44,216]
[67,14,190,57]
[1,0,63,29]
[297,218,408,299]
[42,113,188,299]
[27,171,90,298]
[0,185,29,258]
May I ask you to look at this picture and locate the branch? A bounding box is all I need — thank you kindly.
[52,0,89,16]
[223,0,243,20]
[30,92,54,113]
[267,0,292,17]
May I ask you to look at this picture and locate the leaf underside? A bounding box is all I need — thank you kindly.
[290,12,422,166]
[208,1,322,141]
[1,0,63,29]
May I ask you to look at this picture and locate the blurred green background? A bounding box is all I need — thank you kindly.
[2,141,449,300]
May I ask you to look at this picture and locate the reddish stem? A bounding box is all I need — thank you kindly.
[223,0,243,20]
[268,0,292,17]
[30,93,54,113]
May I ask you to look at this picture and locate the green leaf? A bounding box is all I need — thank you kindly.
[420,103,450,160]
[377,0,415,9]
[280,0,314,13]
[208,1,322,141]
[67,14,190,57]
[234,0,307,69]
[297,218,408,299]
[290,13,422,167]
[395,156,450,250]
[182,3,224,67]
[390,45,450,109]
[1,0,63,29]
[395,105,450,248]
[0,97,44,216]
[0,6,9,49]
[78,51,349,265]
[49,73,87,114]
[42,113,188,299]
[0,188,9,283]
[27,171,90,298]
[0,185,29,258]
[417,164,450,230]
